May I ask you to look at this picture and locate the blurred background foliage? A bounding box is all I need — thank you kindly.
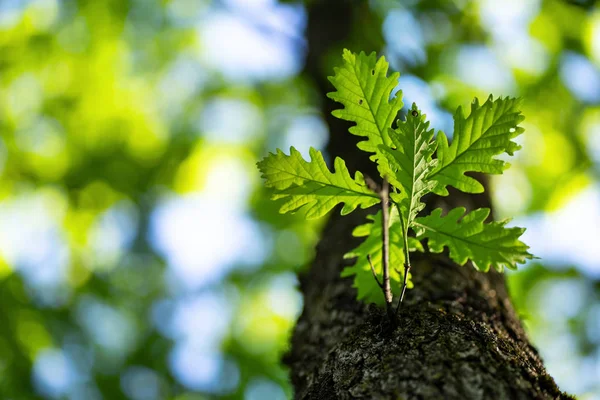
[0,0,599,399]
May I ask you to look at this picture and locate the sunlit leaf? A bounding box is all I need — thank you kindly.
[327,50,403,157]
[414,207,534,272]
[429,96,525,195]
[377,103,437,230]
[257,146,379,219]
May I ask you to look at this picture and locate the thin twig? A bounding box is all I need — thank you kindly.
[367,254,383,288]
[364,174,380,193]
[380,179,395,323]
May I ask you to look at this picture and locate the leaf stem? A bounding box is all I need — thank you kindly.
[367,254,383,289]
[396,205,412,314]
[380,179,395,324]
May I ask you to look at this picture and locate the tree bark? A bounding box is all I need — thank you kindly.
[285,2,573,399]
[285,206,571,399]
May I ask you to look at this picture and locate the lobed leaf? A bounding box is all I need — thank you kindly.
[413,207,534,272]
[377,103,438,229]
[257,146,379,219]
[429,96,525,195]
[258,50,537,306]
[327,49,403,156]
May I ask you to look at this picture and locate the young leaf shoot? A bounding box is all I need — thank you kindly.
[257,50,534,320]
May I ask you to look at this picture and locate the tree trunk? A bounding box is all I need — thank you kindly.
[285,2,572,399]
[285,206,571,399]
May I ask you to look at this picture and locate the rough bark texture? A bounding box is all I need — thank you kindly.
[285,207,571,399]
[284,1,573,399]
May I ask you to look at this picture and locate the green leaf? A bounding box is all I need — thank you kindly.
[428,96,525,195]
[327,49,403,156]
[258,51,535,307]
[377,104,438,230]
[342,208,422,305]
[257,146,379,219]
[413,207,534,272]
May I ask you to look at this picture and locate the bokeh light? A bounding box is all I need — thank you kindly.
[0,0,599,398]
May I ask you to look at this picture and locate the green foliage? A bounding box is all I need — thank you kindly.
[257,146,380,219]
[377,103,438,231]
[258,50,534,306]
[428,96,525,196]
[414,208,533,272]
[341,209,422,304]
[327,49,403,156]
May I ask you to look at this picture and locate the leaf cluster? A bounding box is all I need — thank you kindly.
[257,50,534,305]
